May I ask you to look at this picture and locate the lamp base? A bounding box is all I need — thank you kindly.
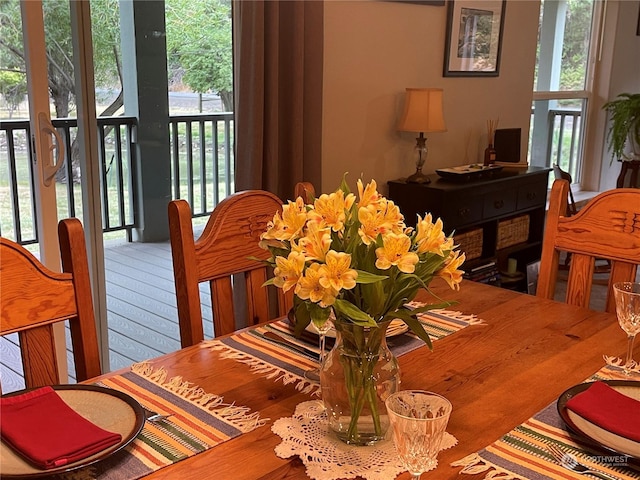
[406,169,431,184]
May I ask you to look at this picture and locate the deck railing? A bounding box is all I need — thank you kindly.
[546,108,582,175]
[0,113,234,245]
[2,108,580,246]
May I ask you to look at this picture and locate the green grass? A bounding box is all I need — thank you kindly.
[1,127,234,245]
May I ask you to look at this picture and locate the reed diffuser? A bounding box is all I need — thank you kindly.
[484,118,499,166]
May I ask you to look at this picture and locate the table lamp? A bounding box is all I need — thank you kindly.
[397,88,447,184]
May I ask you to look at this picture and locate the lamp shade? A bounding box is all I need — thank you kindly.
[397,88,447,133]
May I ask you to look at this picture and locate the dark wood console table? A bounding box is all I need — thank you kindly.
[388,166,551,291]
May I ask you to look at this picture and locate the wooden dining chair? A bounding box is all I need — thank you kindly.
[552,164,578,216]
[536,179,640,312]
[168,190,293,347]
[617,159,640,188]
[0,218,101,390]
[294,181,316,203]
[551,164,612,273]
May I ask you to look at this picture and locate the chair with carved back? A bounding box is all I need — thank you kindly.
[536,179,640,313]
[553,164,612,273]
[168,190,293,347]
[0,218,101,392]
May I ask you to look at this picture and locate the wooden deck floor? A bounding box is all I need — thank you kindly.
[0,238,214,393]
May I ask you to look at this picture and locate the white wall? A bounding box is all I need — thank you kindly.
[321,0,541,193]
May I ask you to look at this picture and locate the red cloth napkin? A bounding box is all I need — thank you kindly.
[565,381,640,442]
[0,386,122,469]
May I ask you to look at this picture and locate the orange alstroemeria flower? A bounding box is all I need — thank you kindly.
[273,251,306,292]
[261,197,307,242]
[436,250,466,290]
[375,233,419,273]
[357,179,381,208]
[415,214,447,256]
[308,190,356,232]
[293,222,332,262]
[318,250,358,292]
[295,263,338,307]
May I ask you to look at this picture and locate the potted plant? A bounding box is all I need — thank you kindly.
[603,92,640,163]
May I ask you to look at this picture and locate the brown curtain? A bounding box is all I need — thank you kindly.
[233,0,323,201]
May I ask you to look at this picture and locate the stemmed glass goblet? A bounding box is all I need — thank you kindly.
[304,316,333,382]
[613,282,640,376]
[385,390,452,479]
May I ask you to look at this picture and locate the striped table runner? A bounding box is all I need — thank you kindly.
[452,363,640,480]
[67,363,266,480]
[204,307,483,395]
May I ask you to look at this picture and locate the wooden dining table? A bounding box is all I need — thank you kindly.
[88,280,638,480]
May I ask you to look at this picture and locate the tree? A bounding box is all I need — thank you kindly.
[165,0,233,111]
[0,70,26,117]
[0,0,234,115]
[560,0,592,92]
[0,0,123,118]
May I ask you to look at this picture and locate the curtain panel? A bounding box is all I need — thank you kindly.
[233,0,323,201]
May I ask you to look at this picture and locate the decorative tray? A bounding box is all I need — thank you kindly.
[435,164,503,182]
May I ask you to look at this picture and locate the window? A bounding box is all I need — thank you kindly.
[529,0,599,186]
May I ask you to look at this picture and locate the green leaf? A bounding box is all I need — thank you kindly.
[333,299,378,327]
[390,310,433,350]
[339,173,351,195]
[247,255,271,266]
[354,270,387,284]
[308,303,331,326]
[293,302,312,337]
[261,277,276,287]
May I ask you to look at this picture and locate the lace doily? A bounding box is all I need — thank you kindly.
[272,400,458,480]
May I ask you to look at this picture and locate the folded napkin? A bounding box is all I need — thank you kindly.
[565,381,640,442]
[0,386,122,469]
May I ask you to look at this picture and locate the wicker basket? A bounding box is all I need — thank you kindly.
[497,215,529,249]
[454,228,483,260]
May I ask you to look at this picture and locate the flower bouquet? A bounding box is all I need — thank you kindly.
[259,176,465,445]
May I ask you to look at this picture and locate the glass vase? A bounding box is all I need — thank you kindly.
[319,318,400,446]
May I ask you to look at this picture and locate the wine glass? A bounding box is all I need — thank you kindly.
[303,316,333,382]
[613,282,640,375]
[385,390,452,479]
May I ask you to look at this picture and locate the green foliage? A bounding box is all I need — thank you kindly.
[0,0,233,116]
[559,0,592,91]
[535,0,594,92]
[90,0,123,88]
[603,93,640,163]
[0,70,26,113]
[0,0,121,116]
[165,0,232,109]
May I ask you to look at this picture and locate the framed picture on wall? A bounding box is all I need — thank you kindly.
[443,0,506,77]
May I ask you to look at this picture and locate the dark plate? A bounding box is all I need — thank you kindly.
[556,380,640,459]
[0,384,145,478]
[435,164,503,182]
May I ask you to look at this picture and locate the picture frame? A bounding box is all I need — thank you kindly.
[443,0,506,77]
